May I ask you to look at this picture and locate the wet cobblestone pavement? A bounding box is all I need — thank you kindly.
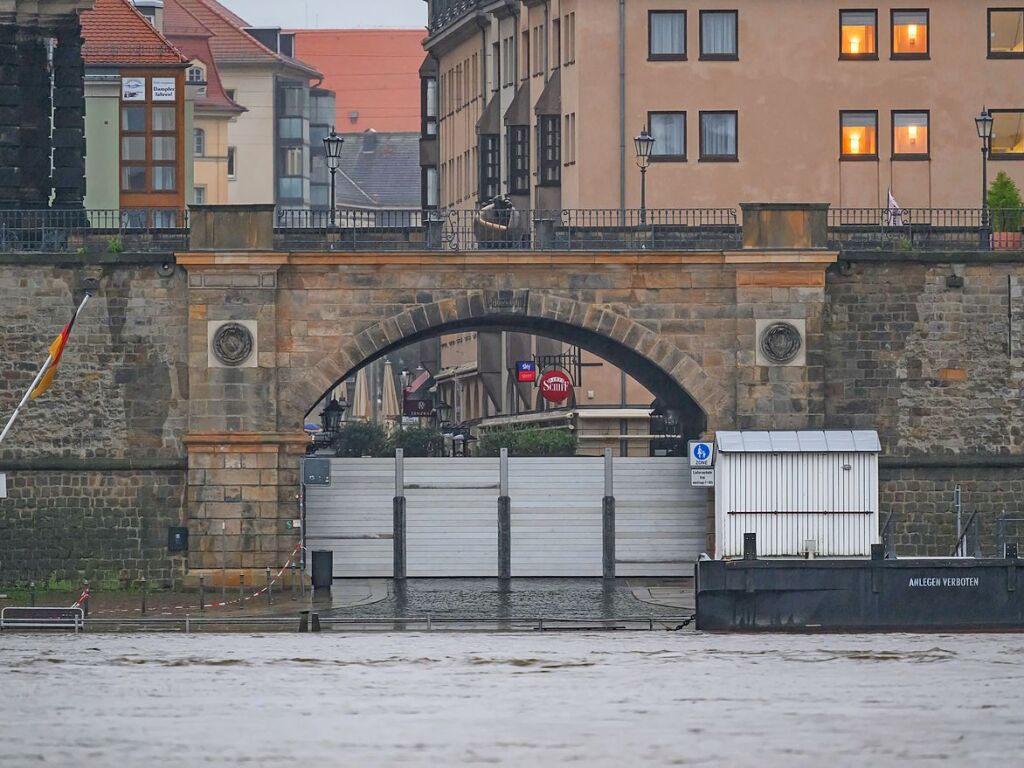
[317,578,692,620]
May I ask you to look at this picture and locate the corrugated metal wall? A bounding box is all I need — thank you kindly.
[716,452,879,557]
[306,456,706,577]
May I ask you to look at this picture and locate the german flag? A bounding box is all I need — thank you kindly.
[30,295,89,400]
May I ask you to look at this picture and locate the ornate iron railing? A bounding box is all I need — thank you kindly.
[0,208,189,253]
[828,207,1023,251]
[273,207,742,252]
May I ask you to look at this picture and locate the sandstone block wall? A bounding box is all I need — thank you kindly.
[0,258,188,583]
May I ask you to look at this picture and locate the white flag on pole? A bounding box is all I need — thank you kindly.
[886,188,904,227]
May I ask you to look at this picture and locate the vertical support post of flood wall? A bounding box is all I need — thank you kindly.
[498,448,511,580]
[393,449,406,580]
[603,449,616,580]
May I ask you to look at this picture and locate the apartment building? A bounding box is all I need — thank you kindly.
[81,0,189,216]
[163,0,323,208]
[421,1,1024,211]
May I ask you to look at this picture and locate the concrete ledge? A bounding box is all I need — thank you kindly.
[0,252,175,266]
[840,250,1024,264]
[0,457,186,471]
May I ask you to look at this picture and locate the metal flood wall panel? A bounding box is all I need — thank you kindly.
[615,457,707,576]
[716,452,879,558]
[507,457,604,576]
[404,458,499,577]
[304,459,395,577]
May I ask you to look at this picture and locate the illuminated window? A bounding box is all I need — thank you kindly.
[892,111,929,158]
[990,110,1024,158]
[841,111,878,159]
[840,10,877,59]
[892,10,929,58]
[989,9,1024,58]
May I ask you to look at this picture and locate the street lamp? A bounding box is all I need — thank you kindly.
[320,396,346,437]
[975,107,994,250]
[322,125,344,228]
[634,126,655,224]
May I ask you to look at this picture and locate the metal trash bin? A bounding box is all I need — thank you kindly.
[311,550,333,590]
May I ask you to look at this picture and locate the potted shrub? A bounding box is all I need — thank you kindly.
[988,171,1023,250]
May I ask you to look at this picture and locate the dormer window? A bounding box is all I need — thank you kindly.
[187,65,206,84]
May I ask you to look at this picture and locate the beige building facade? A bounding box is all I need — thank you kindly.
[422,1,1024,211]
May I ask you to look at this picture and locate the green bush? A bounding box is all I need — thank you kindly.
[988,171,1023,232]
[387,426,445,457]
[334,421,389,458]
[106,235,124,254]
[477,427,578,457]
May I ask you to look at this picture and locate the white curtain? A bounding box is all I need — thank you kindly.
[701,12,736,55]
[651,113,684,157]
[701,113,736,157]
[651,12,685,56]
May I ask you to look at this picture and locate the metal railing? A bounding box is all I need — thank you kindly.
[0,208,189,253]
[828,207,1023,251]
[996,516,1024,556]
[275,207,742,252]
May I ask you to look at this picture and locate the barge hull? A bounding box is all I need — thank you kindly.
[695,558,1023,632]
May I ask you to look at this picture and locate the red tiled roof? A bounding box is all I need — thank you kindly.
[163,0,244,113]
[163,0,319,78]
[292,29,424,133]
[81,0,187,66]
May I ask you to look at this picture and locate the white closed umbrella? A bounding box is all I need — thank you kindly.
[380,359,401,435]
[349,368,372,421]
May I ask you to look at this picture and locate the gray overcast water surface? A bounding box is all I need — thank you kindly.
[2,632,1022,767]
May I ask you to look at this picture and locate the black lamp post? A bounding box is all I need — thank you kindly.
[634,126,655,224]
[320,396,345,436]
[975,107,994,250]
[322,126,344,228]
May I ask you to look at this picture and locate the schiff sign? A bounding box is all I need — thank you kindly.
[538,370,573,404]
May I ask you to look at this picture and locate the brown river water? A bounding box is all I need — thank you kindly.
[1,632,1022,767]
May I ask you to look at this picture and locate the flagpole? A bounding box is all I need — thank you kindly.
[0,292,92,446]
[0,355,54,445]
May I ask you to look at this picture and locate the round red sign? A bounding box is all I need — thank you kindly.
[538,369,573,404]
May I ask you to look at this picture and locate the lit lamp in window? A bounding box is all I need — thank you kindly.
[850,130,862,155]
[322,126,344,228]
[907,24,918,45]
[849,37,861,55]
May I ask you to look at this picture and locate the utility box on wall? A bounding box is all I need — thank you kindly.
[714,430,881,559]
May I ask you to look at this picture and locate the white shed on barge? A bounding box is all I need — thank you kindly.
[714,430,881,559]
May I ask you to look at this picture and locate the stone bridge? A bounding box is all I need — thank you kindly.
[0,204,1021,582]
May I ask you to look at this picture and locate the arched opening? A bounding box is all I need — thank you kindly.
[303,313,708,440]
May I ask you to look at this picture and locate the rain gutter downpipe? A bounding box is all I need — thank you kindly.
[619,0,626,212]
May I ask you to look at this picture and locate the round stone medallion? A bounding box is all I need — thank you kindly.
[212,322,254,366]
[759,322,802,364]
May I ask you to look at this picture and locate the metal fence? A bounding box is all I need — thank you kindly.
[275,207,742,252]
[828,207,1023,251]
[0,208,189,253]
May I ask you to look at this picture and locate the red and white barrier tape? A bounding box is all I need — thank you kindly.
[77,543,305,616]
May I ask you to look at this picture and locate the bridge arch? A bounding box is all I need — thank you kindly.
[283,290,725,437]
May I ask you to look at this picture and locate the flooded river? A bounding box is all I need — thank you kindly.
[2,632,1022,767]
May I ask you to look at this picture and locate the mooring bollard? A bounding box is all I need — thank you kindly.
[140,576,147,615]
[238,572,245,608]
[199,574,206,612]
[311,611,321,633]
[298,610,309,633]
[29,581,36,607]
[266,567,272,606]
